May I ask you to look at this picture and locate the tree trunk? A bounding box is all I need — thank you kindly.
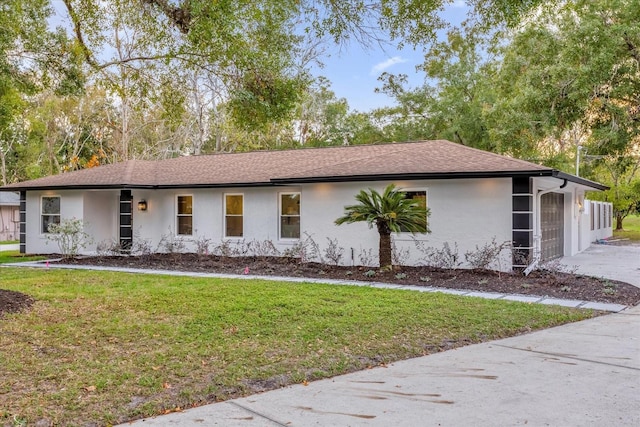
[378,231,392,268]
[0,149,6,186]
[616,213,624,230]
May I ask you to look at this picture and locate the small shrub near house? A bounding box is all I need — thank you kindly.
[45,218,92,259]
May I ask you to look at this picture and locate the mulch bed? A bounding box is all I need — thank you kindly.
[0,289,34,318]
[61,253,640,306]
[3,253,639,318]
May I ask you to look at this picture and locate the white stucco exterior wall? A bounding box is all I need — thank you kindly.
[23,178,607,269]
[25,190,85,254]
[131,186,302,254]
[302,178,513,268]
[83,191,119,251]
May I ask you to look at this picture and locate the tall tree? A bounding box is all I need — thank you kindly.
[492,0,640,223]
[374,25,501,151]
[57,0,548,140]
[0,0,84,184]
[295,77,349,146]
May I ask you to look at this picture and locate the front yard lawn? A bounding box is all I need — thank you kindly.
[0,268,599,426]
[0,250,46,264]
[613,214,640,241]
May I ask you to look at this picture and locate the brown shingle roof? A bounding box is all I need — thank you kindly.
[0,140,582,190]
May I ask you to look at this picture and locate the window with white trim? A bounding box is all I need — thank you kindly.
[224,194,243,238]
[41,196,60,233]
[176,195,193,236]
[280,193,300,239]
[399,190,428,233]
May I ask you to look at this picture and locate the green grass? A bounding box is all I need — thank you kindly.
[0,240,18,245]
[0,251,46,264]
[613,214,640,241]
[0,268,599,426]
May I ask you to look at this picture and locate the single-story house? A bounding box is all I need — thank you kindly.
[0,140,612,270]
[0,191,20,242]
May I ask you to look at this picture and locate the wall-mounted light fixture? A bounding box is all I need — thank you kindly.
[576,196,585,213]
[137,200,148,211]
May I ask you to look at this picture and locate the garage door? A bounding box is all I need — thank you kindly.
[541,192,564,261]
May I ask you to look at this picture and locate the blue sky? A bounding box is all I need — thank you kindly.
[314,2,469,112]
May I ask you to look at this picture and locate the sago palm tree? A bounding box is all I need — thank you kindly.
[335,184,430,268]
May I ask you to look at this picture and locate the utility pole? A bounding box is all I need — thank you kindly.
[575,145,583,176]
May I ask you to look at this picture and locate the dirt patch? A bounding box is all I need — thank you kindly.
[54,253,640,307]
[0,289,35,318]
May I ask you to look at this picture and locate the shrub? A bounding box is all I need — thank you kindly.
[131,236,153,257]
[45,218,92,259]
[324,238,344,266]
[391,239,410,266]
[414,240,462,269]
[464,238,511,271]
[358,248,376,267]
[282,233,323,263]
[96,239,122,256]
[156,228,187,254]
[193,232,212,256]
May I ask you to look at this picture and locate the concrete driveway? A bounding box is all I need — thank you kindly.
[121,243,640,426]
[0,243,19,252]
[558,243,640,287]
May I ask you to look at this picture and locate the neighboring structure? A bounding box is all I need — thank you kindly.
[0,192,20,242]
[0,140,612,270]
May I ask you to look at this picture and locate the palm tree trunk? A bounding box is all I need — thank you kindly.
[379,232,392,268]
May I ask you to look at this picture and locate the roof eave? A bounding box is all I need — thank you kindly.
[270,170,554,184]
[553,171,609,191]
[0,181,279,192]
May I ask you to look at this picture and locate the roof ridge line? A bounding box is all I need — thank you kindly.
[446,141,551,169]
[279,144,413,179]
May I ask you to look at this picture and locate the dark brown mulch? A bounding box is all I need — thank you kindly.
[58,253,640,307]
[0,289,35,318]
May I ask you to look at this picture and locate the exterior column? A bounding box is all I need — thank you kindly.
[119,190,133,252]
[512,177,533,270]
[19,191,26,254]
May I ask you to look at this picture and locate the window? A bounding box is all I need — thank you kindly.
[280,193,300,239]
[399,190,428,233]
[176,195,193,236]
[225,194,243,238]
[41,196,60,233]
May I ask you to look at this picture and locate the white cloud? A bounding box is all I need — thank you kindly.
[370,56,408,75]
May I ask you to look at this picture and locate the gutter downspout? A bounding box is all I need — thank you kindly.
[524,179,567,276]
